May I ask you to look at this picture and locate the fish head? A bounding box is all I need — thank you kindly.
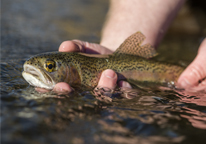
[22,52,70,90]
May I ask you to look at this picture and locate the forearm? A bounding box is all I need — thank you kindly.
[100,0,185,51]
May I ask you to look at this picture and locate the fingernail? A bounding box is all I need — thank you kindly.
[179,79,191,88]
[120,81,132,88]
[53,87,73,94]
[59,41,67,51]
[53,87,63,91]
[104,69,116,79]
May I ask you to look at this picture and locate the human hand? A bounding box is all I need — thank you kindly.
[178,38,206,91]
[52,40,131,93]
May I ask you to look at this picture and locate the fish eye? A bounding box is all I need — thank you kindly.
[44,59,56,72]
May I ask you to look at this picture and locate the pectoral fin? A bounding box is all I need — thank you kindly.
[114,32,158,58]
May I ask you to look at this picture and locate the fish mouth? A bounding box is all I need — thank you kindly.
[22,64,55,89]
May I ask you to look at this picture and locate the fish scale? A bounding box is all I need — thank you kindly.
[22,32,184,89]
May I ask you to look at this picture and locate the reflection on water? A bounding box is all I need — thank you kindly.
[1,0,206,144]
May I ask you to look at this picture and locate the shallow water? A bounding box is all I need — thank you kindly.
[1,0,206,144]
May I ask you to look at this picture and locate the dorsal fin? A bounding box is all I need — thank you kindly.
[113,32,158,58]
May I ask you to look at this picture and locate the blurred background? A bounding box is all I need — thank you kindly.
[1,0,206,62]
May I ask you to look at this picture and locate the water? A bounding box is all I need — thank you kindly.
[1,0,206,144]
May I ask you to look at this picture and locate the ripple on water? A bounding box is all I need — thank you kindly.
[1,60,206,144]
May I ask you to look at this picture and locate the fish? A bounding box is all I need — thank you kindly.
[22,32,184,90]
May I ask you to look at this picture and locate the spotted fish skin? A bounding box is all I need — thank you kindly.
[75,52,183,87]
[23,51,184,88]
[22,32,184,89]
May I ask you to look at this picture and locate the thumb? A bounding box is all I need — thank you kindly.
[178,38,206,88]
[97,69,117,90]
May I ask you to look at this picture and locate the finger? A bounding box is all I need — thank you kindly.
[118,80,132,88]
[53,82,73,93]
[59,40,113,54]
[59,41,81,52]
[73,40,113,54]
[185,79,206,92]
[35,87,50,93]
[178,38,206,88]
[97,69,117,90]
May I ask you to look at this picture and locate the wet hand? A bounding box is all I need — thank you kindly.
[178,38,206,91]
[53,40,131,93]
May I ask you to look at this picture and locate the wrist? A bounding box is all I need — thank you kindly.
[100,0,185,51]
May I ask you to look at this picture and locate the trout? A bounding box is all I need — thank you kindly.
[22,32,184,89]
